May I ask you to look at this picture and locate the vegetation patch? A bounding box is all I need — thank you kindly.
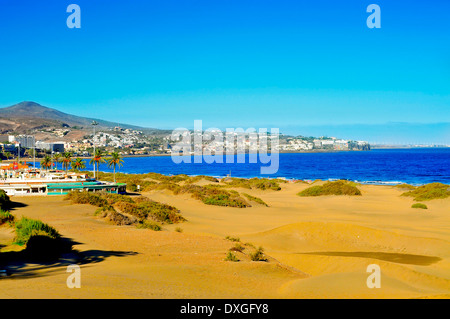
[0,209,15,226]
[185,175,219,184]
[178,185,251,208]
[249,246,267,262]
[225,236,241,242]
[298,180,362,197]
[222,178,283,191]
[117,197,185,224]
[229,243,245,253]
[242,193,269,207]
[224,251,239,262]
[224,238,268,263]
[66,191,184,229]
[395,184,416,190]
[0,190,11,210]
[14,217,60,246]
[136,220,162,231]
[411,203,428,210]
[94,172,280,208]
[401,183,450,201]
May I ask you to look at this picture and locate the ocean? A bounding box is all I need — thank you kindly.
[87,148,450,186]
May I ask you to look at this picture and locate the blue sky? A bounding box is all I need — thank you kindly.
[0,0,449,143]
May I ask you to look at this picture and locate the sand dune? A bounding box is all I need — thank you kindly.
[0,182,449,298]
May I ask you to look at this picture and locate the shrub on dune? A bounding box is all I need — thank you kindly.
[14,217,60,246]
[118,197,185,224]
[0,190,11,210]
[66,191,185,229]
[136,220,162,231]
[249,246,267,262]
[225,236,240,242]
[224,251,239,262]
[411,203,428,209]
[401,183,450,201]
[179,185,251,208]
[297,185,323,196]
[0,209,14,226]
[298,180,362,197]
[222,178,282,191]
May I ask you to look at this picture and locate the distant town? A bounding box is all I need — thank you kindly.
[0,125,373,161]
[2,102,448,162]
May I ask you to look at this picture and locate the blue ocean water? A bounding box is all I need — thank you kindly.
[85,148,449,186]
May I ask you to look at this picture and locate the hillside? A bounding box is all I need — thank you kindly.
[0,101,169,138]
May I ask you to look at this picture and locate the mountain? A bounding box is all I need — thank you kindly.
[0,101,168,135]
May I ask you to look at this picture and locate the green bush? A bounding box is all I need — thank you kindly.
[66,191,184,227]
[65,191,111,208]
[0,190,10,210]
[224,251,239,262]
[0,209,14,226]
[137,220,162,231]
[179,184,251,208]
[14,217,60,246]
[249,246,267,262]
[225,236,241,242]
[117,197,185,224]
[298,181,362,197]
[401,183,450,201]
[250,178,282,191]
[298,185,323,196]
[223,178,282,191]
[412,203,428,209]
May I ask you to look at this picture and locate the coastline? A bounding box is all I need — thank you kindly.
[5,148,449,186]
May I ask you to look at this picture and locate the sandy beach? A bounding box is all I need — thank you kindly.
[0,181,449,299]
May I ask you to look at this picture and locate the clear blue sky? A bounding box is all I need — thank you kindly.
[0,0,449,143]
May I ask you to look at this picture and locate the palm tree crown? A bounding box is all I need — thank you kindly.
[89,149,106,179]
[52,153,61,170]
[107,152,124,183]
[41,155,53,170]
[72,158,86,172]
[61,152,72,172]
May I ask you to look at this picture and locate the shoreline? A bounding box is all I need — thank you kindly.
[4,148,448,187]
[2,164,446,187]
[9,146,449,164]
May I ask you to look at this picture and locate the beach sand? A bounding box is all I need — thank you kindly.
[0,182,449,298]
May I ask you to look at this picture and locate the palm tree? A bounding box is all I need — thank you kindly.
[61,152,72,173]
[4,152,12,160]
[41,155,53,171]
[89,149,106,179]
[107,152,124,183]
[52,153,61,170]
[72,158,86,172]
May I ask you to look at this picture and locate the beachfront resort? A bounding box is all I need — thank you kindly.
[0,163,126,196]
